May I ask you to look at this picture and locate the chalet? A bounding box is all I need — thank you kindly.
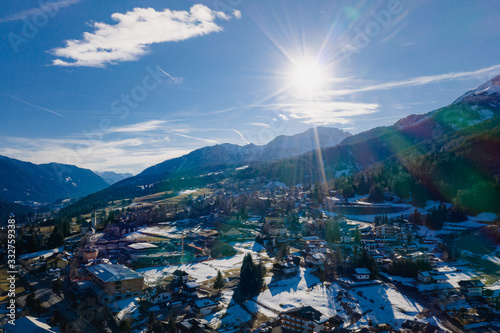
[340,233,353,243]
[145,286,171,304]
[374,224,398,238]
[176,318,216,332]
[87,263,144,304]
[190,298,219,317]
[173,270,189,284]
[184,281,200,297]
[306,253,325,268]
[265,214,286,224]
[362,240,377,251]
[354,268,370,280]
[458,280,484,297]
[299,236,319,245]
[273,261,298,276]
[46,253,69,270]
[281,306,341,332]
[401,319,444,333]
[82,248,98,262]
[418,271,448,284]
[483,288,500,310]
[418,271,432,283]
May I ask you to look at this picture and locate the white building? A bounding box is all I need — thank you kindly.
[354,268,370,280]
[190,298,219,317]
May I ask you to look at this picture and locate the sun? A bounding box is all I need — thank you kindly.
[289,59,326,93]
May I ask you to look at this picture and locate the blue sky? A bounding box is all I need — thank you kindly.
[1,0,500,173]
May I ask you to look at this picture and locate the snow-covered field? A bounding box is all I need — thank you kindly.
[138,240,447,331]
[137,241,267,286]
[19,246,64,260]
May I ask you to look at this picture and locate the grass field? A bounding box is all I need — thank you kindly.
[450,231,496,255]
[0,264,25,302]
[451,231,500,284]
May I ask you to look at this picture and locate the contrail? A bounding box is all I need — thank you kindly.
[6,95,66,118]
[233,129,250,144]
[156,66,178,82]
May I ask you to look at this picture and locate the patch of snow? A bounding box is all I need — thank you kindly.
[19,246,64,260]
[111,297,141,321]
[178,189,199,196]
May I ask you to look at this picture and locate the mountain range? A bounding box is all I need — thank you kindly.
[139,127,351,178]
[0,156,134,204]
[3,75,500,214]
[0,127,350,205]
[256,76,500,184]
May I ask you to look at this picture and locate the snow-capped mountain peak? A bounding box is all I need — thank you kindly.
[453,75,500,105]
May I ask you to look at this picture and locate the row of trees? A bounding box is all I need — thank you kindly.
[387,259,432,278]
[48,220,71,247]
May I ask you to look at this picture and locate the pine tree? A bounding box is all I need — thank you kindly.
[213,270,225,293]
[240,253,255,295]
[353,226,361,243]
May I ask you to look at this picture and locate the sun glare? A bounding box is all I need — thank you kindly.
[290,60,326,93]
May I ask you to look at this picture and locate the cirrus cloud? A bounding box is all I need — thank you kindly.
[51,5,241,67]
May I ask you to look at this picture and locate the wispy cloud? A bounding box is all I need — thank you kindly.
[0,0,81,23]
[0,135,189,174]
[248,122,270,128]
[328,64,500,96]
[156,66,182,83]
[264,100,380,125]
[5,94,66,118]
[108,120,166,133]
[171,132,219,144]
[233,129,250,144]
[51,5,241,67]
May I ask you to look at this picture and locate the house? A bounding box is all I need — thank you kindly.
[306,253,325,267]
[299,236,319,245]
[340,233,353,243]
[176,318,216,332]
[145,286,171,304]
[184,282,200,297]
[483,288,500,310]
[46,253,68,270]
[219,227,253,240]
[265,214,286,224]
[82,248,98,262]
[87,263,144,304]
[273,261,298,276]
[418,271,448,284]
[418,271,432,283]
[173,270,189,284]
[401,319,444,333]
[354,268,370,280]
[47,268,61,279]
[374,224,398,238]
[281,306,341,332]
[458,280,484,297]
[190,298,219,317]
[362,240,377,251]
